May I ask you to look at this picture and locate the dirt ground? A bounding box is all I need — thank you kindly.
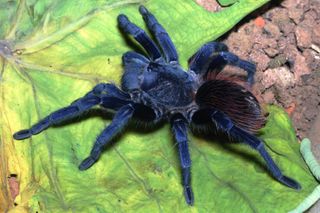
[197,0,320,211]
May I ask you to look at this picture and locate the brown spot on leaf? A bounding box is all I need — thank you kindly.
[195,0,222,12]
[8,174,19,200]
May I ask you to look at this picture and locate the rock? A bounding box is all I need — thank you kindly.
[283,44,299,59]
[262,90,275,104]
[281,0,309,9]
[311,44,320,54]
[299,10,317,37]
[263,21,281,40]
[303,9,318,24]
[269,8,295,35]
[261,67,295,89]
[279,21,296,35]
[278,33,296,52]
[293,52,311,81]
[226,30,253,56]
[268,54,288,69]
[264,38,278,49]
[264,48,279,58]
[301,73,312,83]
[249,49,270,71]
[288,8,304,24]
[271,8,290,24]
[275,89,295,108]
[281,0,298,9]
[312,24,320,46]
[302,49,315,68]
[310,0,320,18]
[282,44,310,81]
[295,25,312,49]
[287,33,297,47]
[260,69,277,89]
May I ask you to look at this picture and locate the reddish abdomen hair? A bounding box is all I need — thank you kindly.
[195,79,265,133]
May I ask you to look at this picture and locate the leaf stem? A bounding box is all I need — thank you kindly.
[289,138,320,213]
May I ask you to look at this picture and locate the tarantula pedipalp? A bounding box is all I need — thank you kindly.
[13,6,301,205]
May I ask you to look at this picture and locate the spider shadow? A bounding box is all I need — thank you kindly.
[192,128,269,176]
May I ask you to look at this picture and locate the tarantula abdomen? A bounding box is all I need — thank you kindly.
[196,79,266,133]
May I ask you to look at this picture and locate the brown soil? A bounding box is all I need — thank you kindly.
[224,0,320,139]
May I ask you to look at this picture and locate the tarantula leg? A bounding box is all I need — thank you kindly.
[189,41,228,74]
[123,51,149,64]
[139,6,178,63]
[218,52,256,85]
[188,41,255,85]
[118,14,162,61]
[171,114,194,205]
[13,83,130,140]
[210,110,301,190]
[13,91,100,140]
[121,51,150,91]
[79,104,135,170]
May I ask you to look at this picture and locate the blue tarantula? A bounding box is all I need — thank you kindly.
[14,6,301,205]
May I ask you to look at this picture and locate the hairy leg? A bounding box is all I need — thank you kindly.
[208,109,301,190]
[79,104,135,170]
[139,6,178,63]
[188,41,255,85]
[188,41,228,74]
[171,114,194,205]
[218,51,256,85]
[121,51,151,91]
[118,14,162,61]
[13,83,130,140]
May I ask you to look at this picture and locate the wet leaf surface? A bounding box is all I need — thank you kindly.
[1,0,317,212]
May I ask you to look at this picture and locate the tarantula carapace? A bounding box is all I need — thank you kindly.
[13,6,301,205]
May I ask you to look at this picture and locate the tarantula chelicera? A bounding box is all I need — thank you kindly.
[14,6,301,205]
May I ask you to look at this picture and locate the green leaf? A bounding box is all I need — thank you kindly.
[217,0,239,7]
[1,0,317,212]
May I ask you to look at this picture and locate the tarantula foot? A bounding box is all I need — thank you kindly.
[13,129,32,140]
[184,186,194,206]
[79,156,97,171]
[278,175,301,190]
[138,5,148,14]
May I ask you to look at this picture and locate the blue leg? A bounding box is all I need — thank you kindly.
[188,41,228,74]
[122,51,149,65]
[139,6,178,63]
[79,104,135,170]
[13,83,130,140]
[210,110,301,190]
[218,52,256,85]
[13,92,100,140]
[188,42,255,85]
[121,51,150,91]
[171,115,194,205]
[118,14,162,61]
